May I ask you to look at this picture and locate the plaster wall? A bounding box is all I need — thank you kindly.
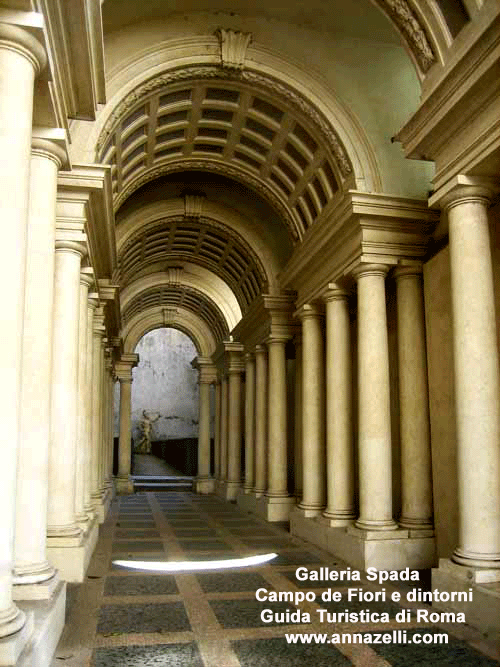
[423,214,500,559]
[114,328,201,443]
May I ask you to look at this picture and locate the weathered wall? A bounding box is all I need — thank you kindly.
[115,328,201,443]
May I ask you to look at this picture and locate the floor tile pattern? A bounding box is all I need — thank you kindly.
[53,486,500,667]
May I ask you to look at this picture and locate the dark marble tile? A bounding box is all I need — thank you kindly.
[167,521,208,528]
[196,571,271,593]
[115,530,161,538]
[321,593,404,618]
[112,541,164,552]
[97,602,190,634]
[209,599,310,628]
[185,552,237,561]
[366,627,500,666]
[104,575,178,596]
[232,637,352,666]
[240,538,293,548]
[228,527,276,536]
[179,540,232,551]
[172,529,219,537]
[92,642,203,667]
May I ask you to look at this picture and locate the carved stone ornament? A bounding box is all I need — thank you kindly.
[96,65,352,179]
[376,0,435,72]
[184,193,205,219]
[216,29,252,70]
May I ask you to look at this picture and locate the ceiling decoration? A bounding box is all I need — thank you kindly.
[122,284,229,343]
[118,216,267,309]
[97,71,347,239]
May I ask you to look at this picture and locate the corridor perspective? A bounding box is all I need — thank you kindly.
[55,492,500,667]
[1,0,500,665]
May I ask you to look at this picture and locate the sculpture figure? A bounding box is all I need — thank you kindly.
[136,410,160,454]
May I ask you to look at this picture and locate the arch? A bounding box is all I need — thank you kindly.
[116,198,283,293]
[70,36,383,202]
[123,305,217,356]
[120,266,242,330]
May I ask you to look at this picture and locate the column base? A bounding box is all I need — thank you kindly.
[16,580,66,667]
[194,477,215,494]
[432,559,500,637]
[0,611,33,667]
[320,511,356,528]
[257,495,296,522]
[13,572,59,602]
[237,489,258,514]
[290,510,437,570]
[215,479,226,498]
[115,475,134,495]
[46,515,98,582]
[92,486,113,523]
[224,480,241,501]
[296,502,324,518]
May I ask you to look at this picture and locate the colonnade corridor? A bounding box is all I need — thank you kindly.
[52,492,500,667]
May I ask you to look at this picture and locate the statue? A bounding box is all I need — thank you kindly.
[136,410,160,454]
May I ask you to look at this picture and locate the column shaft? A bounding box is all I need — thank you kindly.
[226,371,243,490]
[298,306,326,514]
[254,345,268,496]
[84,298,97,514]
[354,265,397,530]
[395,267,433,530]
[244,354,256,492]
[91,314,105,505]
[118,380,133,478]
[219,377,228,482]
[198,381,211,479]
[323,288,355,524]
[294,338,303,498]
[0,23,45,636]
[15,140,64,587]
[47,240,86,537]
[448,193,500,567]
[214,380,222,479]
[267,339,289,497]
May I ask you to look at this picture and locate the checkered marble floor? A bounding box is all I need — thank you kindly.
[53,492,500,666]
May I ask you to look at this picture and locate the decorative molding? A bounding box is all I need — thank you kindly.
[96,65,352,179]
[375,0,435,73]
[162,307,178,325]
[165,265,184,286]
[184,193,205,219]
[216,29,252,70]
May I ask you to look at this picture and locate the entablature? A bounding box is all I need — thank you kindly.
[231,293,298,351]
[280,190,438,308]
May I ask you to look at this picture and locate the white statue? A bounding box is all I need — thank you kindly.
[136,410,160,454]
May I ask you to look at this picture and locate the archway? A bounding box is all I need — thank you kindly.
[130,327,202,479]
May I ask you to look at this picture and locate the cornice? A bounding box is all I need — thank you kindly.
[279,190,438,308]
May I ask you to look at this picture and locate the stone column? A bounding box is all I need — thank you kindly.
[195,361,217,493]
[226,347,244,499]
[266,337,289,498]
[47,235,87,541]
[322,286,355,526]
[103,351,114,488]
[243,353,256,493]
[254,344,268,497]
[84,295,98,517]
[115,354,138,495]
[91,310,106,515]
[445,185,500,569]
[214,379,222,480]
[219,375,228,485]
[395,266,433,531]
[354,264,397,531]
[98,338,108,498]
[14,138,65,598]
[0,22,46,643]
[74,268,94,528]
[294,336,303,499]
[297,305,326,516]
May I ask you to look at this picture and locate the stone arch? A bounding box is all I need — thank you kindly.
[123,306,217,356]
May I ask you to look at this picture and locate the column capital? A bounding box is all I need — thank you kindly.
[393,263,423,280]
[255,344,267,355]
[352,263,390,280]
[322,283,349,302]
[266,334,289,345]
[244,352,255,362]
[54,238,87,257]
[80,266,94,289]
[294,303,323,321]
[31,136,67,169]
[114,353,139,382]
[0,22,46,74]
[429,175,499,211]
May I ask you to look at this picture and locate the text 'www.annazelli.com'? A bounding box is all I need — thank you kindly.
[285,630,448,645]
